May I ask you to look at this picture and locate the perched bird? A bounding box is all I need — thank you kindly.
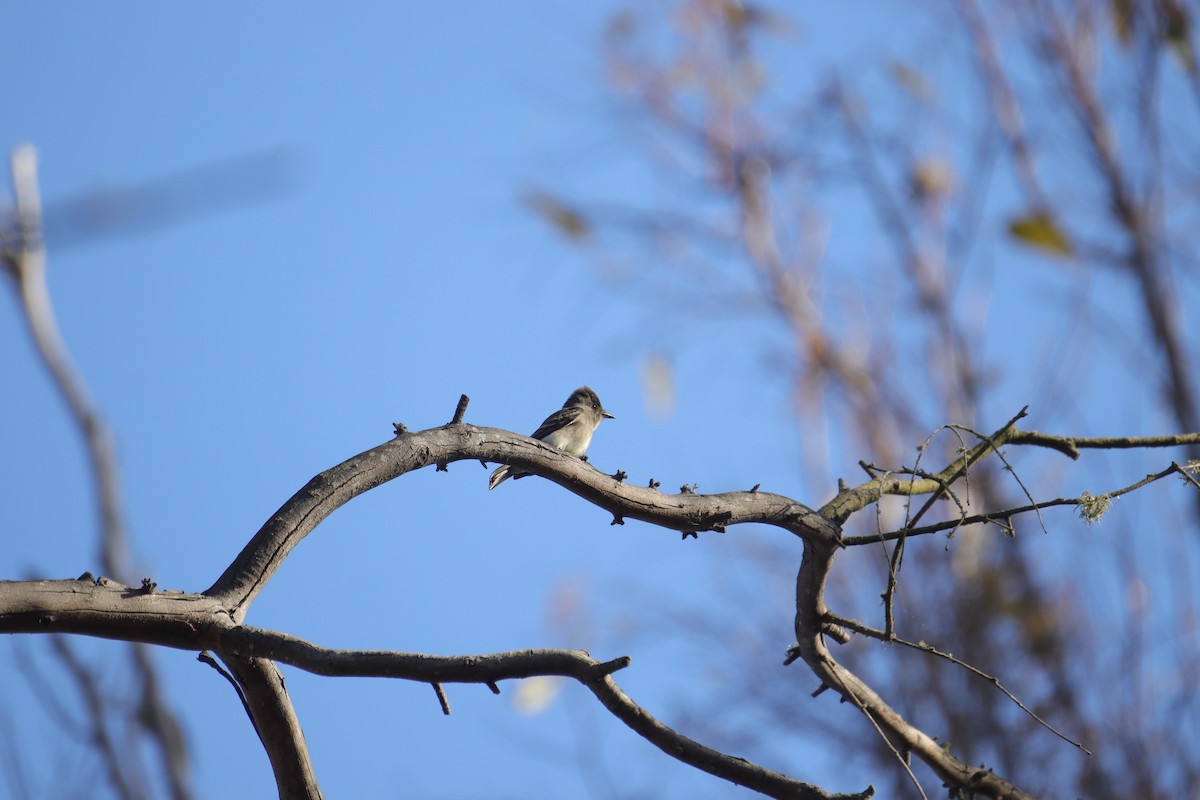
[489,386,614,490]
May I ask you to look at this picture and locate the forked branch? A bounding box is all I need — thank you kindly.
[6,395,1196,799]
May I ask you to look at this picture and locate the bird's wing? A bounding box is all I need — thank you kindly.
[530,406,583,440]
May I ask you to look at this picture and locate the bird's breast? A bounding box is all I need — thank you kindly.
[541,425,593,456]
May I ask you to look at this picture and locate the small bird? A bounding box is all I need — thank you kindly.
[489,386,614,490]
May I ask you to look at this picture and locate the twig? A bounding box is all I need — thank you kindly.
[826,408,1028,522]
[953,421,1047,534]
[825,612,1091,754]
[1174,461,1200,491]
[432,683,451,715]
[198,652,259,741]
[843,463,1182,545]
[883,534,903,639]
[834,675,927,800]
[449,394,469,425]
[49,636,140,800]
[1008,430,1200,459]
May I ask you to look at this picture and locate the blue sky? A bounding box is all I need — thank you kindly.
[0,3,840,798]
[4,3,1197,799]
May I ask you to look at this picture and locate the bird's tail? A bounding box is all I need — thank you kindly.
[488,465,511,490]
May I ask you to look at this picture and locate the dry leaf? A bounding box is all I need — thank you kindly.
[1008,211,1075,257]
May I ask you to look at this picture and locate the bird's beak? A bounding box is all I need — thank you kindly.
[602,410,615,419]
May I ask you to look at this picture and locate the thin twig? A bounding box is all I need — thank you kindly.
[1174,461,1200,492]
[884,535,903,639]
[49,636,140,800]
[198,652,260,743]
[432,683,451,715]
[907,425,971,531]
[835,676,928,800]
[952,422,1048,534]
[825,612,1091,754]
[843,463,1182,545]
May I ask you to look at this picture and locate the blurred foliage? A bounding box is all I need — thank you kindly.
[1007,211,1075,258]
[540,0,1200,797]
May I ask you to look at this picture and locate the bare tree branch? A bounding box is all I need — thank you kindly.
[5,145,130,580]
[220,655,321,800]
[842,460,1193,546]
[47,636,145,800]
[204,422,840,617]
[3,145,192,800]
[824,612,1090,754]
[19,405,1135,798]
[0,575,863,800]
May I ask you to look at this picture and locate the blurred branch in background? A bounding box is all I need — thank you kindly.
[4,0,1199,795]
[42,147,299,251]
[2,145,298,800]
[533,1,1200,796]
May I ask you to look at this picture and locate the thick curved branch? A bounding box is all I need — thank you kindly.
[790,549,1036,800]
[19,406,1172,799]
[216,628,869,798]
[0,577,867,800]
[195,413,1050,796]
[204,423,839,616]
